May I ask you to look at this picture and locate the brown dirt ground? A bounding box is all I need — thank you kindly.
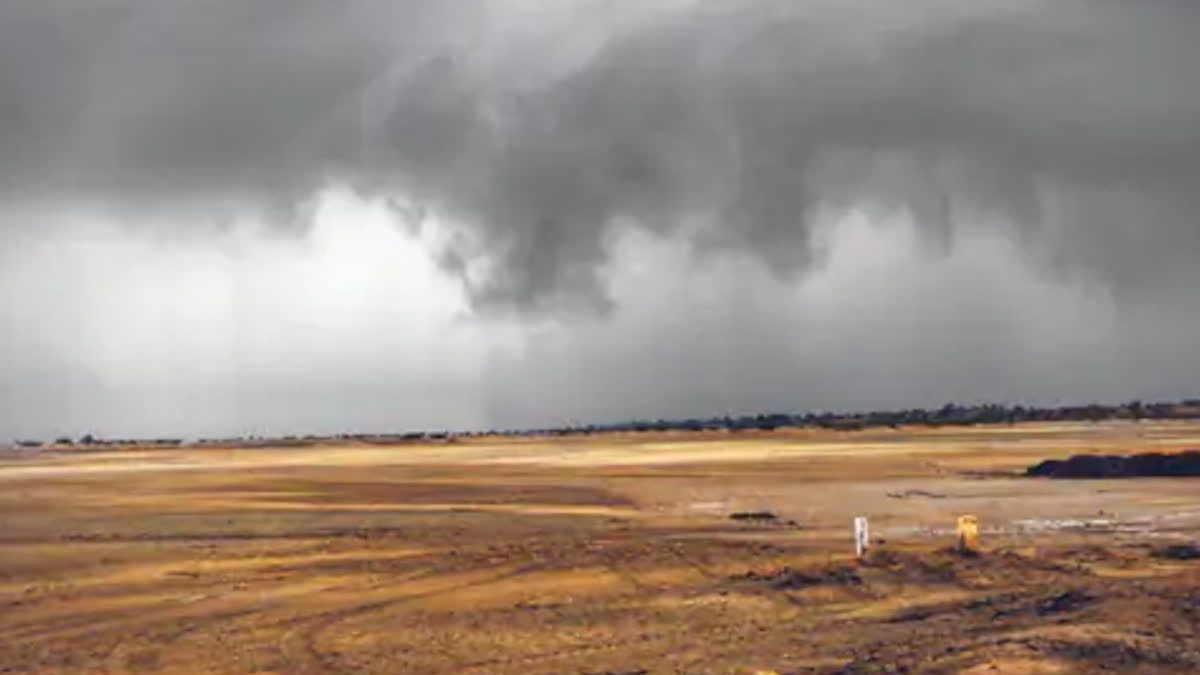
[2,421,1199,674]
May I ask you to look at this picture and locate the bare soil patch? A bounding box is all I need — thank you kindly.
[2,421,1199,673]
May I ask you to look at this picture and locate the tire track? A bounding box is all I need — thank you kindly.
[276,564,543,673]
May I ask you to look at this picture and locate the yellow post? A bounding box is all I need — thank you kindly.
[956,514,980,554]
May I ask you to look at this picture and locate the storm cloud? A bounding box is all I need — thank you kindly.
[2,0,1198,309]
[1,0,1199,437]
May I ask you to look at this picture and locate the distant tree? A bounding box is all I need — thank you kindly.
[54,436,73,445]
[1128,400,1144,421]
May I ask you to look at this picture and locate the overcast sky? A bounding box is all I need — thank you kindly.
[1,0,1199,440]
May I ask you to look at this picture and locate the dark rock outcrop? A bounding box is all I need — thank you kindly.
[1027,451,1200,478]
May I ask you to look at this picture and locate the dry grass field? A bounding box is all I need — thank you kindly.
[2,421,1200,674]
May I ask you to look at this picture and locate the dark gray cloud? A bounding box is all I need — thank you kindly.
[481,224,1200,429]
[3,0,1200,440]
[2,0,1199,311]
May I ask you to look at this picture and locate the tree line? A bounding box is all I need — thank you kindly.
[11,398,1200,448]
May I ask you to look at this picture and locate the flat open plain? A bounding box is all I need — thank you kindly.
[2,421,1200,674]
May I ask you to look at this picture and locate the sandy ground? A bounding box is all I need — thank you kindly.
[1,421,1199,674]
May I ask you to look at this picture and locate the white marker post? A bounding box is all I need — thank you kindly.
[854,516,869,559]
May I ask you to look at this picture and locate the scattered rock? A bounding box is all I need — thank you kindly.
[729,511,778,521]
[1036,589,1096,616]
[732,565,862,589]
[886,489,947,499]
[514,600,565,610]
[888,605,937,623]
[1153,543,1200,560]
